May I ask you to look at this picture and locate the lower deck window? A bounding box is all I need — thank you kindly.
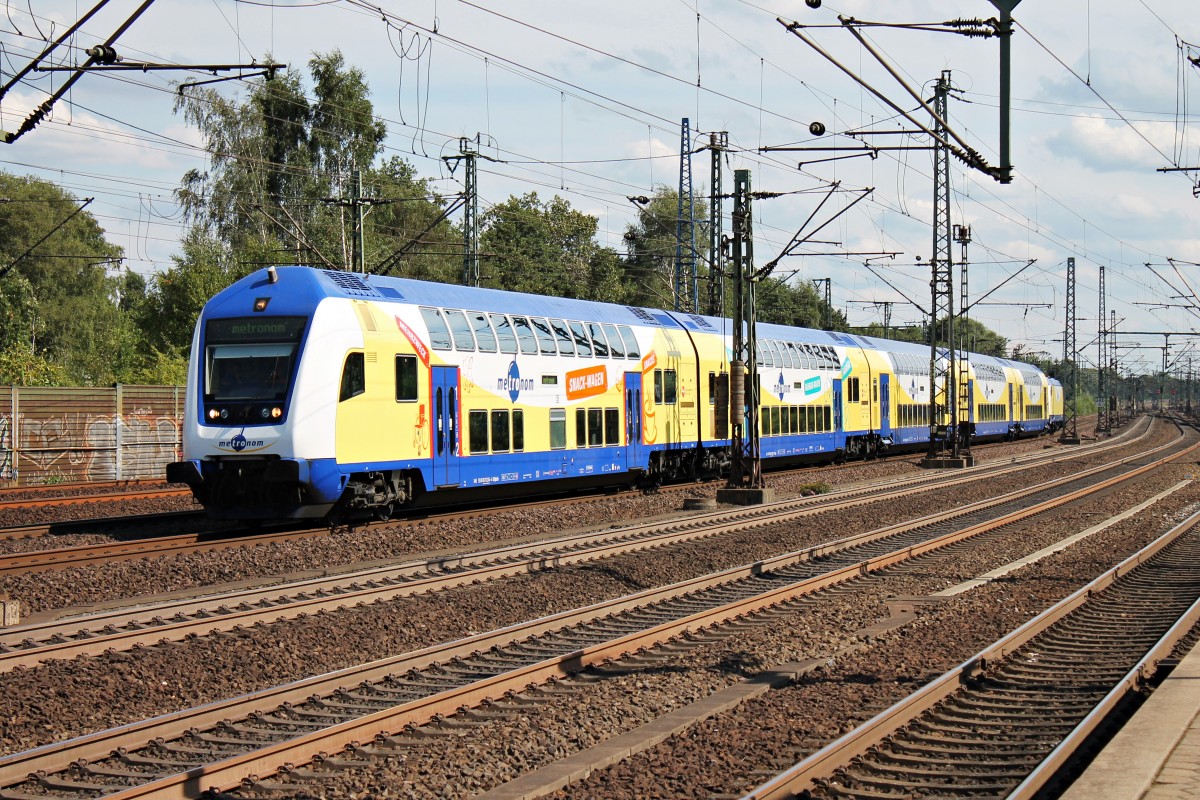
[605,408,620,445]
[395,355,418,401]
[550,408,566,449]
[587,409,603,446]
[513,410,525,451]
[491,409,510,452]
[469,410,488,454]
[762,404,833,436]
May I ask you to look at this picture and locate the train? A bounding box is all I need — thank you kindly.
[166,266,1064,520]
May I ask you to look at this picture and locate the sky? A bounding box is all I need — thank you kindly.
[1,0,1198,375]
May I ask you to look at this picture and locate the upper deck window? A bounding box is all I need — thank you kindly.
[569,321,592,357]
[511,316,538,354]
[469,312,498,353]
[420,307,452,351]
[588,323,610,357]
[443,310,477,351]
[618,326,640,359]
[551,319,575,355]
[602,324,625,358]
[531,318,557,355]
[491,314,518,354]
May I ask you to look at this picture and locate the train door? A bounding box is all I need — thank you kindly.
[624,371,647,469]
[833,379,844,438]
[1008,383,1014,423]
[432,365,461,487]
[879,374,891,435]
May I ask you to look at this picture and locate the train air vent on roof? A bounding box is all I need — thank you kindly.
[321,269,378,297]
[685,314,714,330]
[827,332,857,346]
[377,287,405,299]
[626,306,658,324]
[652,313,680,328]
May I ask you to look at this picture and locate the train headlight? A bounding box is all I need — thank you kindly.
[270,407,283,419]
[219,408,229,420]
[208,408,220,421]
[260,407,271,419]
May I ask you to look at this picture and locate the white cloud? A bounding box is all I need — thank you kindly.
[1043,114,1177,173]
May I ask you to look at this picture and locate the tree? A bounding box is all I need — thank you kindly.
[0,172,137,385]
[958,317,1008,358]
[173,51,455,277]
[138,230,254,373]
[622,186,709,310]
[160,50,461,372]
[480,193,627,302]
[756,278,847,329]
[174,50,389,267]
[363,156,460,283]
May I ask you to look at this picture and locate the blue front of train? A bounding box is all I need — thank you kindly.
[167,267,348,519]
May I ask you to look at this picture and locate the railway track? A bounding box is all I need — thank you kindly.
[0,418,1189,799]
[746,508,1200,800]
[0,415,1151,573]
[0,418,1164,670]
[0,486,190,512]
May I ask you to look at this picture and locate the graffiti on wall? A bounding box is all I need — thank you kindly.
[9,411,181,484]
[0,387,184,488]
[0,415,12,481]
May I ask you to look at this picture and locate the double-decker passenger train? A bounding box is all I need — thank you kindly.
[167,266,1063,520]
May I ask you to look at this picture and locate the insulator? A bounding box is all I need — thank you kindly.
[86,45,120,64]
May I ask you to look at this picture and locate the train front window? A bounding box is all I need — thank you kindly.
[206,344,295,401]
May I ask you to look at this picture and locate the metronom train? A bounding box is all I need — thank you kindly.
[167,266,1063,521]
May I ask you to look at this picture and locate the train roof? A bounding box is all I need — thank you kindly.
[210,267,1052,378]
[216,266,705,331]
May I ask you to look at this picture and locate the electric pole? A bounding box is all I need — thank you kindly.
[320,169,388,273]
[1097,265,1108,435]
[443,135,495,287]
[717,169,773,505]
[675,118,697,312]
[923,71,968,467]
[1060,256,1080,443]
[707,131,728,317]
[813,278,832,330]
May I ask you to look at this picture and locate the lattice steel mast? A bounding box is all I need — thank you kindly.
[707,131,728,317]
[1060,256,1080,443]
[675,118,697,312]
[926,71,959,460]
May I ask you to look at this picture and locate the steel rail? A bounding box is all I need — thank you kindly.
[0,414,1152,555]
[0,525,323,575]
[0,430,1190,798]
[0,479,171,498]
[0,419,1173,670]
[0,487,190,511]
[0,510,207,542]
[743,508,1200,800]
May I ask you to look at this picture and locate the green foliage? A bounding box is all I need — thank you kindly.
[481,193,628,302]
[139,230,254,354]
[364,156,460,281]
[959,317,1008,357]
[175,50,389,267]
[0,340,69,386]
[174,51,456,281]
[756,279,847,329]
[622,186,709,309]
[0,172,140,385]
